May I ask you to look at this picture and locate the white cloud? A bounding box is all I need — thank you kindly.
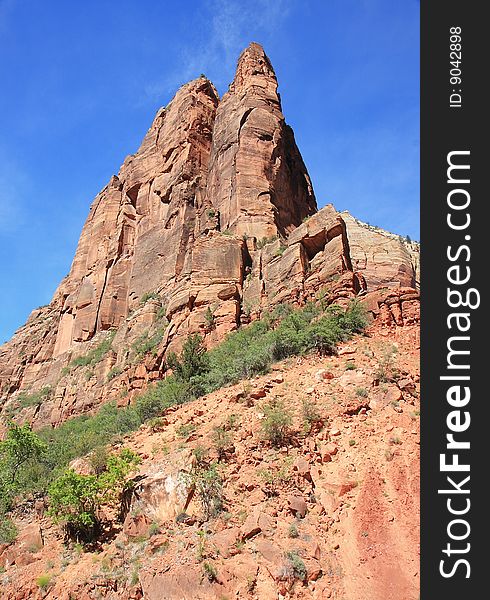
[142,0,294,103]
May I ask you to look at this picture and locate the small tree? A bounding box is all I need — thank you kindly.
[167,334,209,386]
[48,469,101,541]
[0,422,47,485]
[48,448,140,542]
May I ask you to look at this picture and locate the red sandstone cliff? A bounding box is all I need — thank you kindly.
[0,42,419,428]
[0,42,420,600]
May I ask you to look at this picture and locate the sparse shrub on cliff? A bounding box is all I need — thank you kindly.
[285,550,307,581]
[132,327,164,358]
[202,561,218,582]
[17,386,52,409]
[106,366,122,381]
[301,398,323,433]
[36,574,53,590]
[204,306,215,329]
[0,516,17,544]
[140,291,161,305]
[260,398,293,447]
[184,449,223,520]
[256,235,279,249]
[88,446,109,475]
[376,344,400,382]
[212,425,233,461]
[70,331,116,369]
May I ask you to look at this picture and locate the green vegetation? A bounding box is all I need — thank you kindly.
[36,574,53,590]
[275,243,287,257]
[0,299,367,541]
[0,516,17,544]
[140,291,161,305]
[107,366,122,381]
[260,398,293,447]
[202,561,218,582]
[212,425,233,461]
[288,523,299,538]
[187,300,367,394]
[301,398,322,433]
[17,386,52,409]
[376,345,400,383]
[0,422,47,513]
[131,328,165,358]
[70,331,115,369]
[204,306,215,329]
[184,448,223,520]
[285,550,307,581]
[256,235,279,249]
[47,449,140,542]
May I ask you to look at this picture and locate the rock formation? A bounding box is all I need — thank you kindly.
[342,212,420,290]
[0,43,419,429]
[0,42,420,600]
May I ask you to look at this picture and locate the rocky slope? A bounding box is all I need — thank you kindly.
[1,320,420,600]
[0,43,420,599]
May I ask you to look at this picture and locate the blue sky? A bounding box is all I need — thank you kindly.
[0,0,419,342]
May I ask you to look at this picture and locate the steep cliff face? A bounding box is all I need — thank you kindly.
[54,77,219,355]
[203,43,317,239]
[341,212,420,290]
[0,44,418,428]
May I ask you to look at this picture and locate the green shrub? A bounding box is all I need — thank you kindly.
[212,426,233,461]
[185,456,223,520]
[48,449,140,542]
[17,386,51,409]
[70,331,115,369]
[0,516,17,544]
[88,446,109,475]
[260,399,293,447]
[167,334,208,383]
[286,550,307,581]
[288,523,299,538]
[107,366,122,381]
[203,561,218,582]
[132,328,164,358]
[376,345,400,382]
[48,469,101,540]
[204,307,215,329]
[256,235,278,249]
[140,291,161,305]
[0,422,47,487]
[135,378,192,422]
[301,398,322,433]
[36,574,52,590]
